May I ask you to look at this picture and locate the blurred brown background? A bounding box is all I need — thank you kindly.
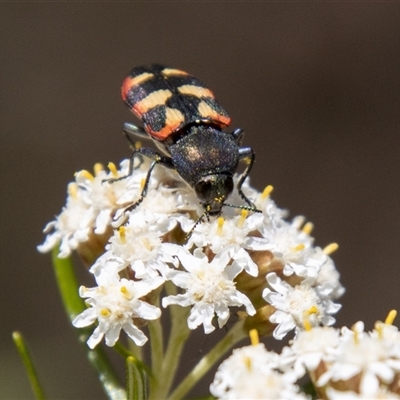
[1,4,400,399]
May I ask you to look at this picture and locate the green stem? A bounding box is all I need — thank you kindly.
[147,316,164,395]
[126,356,146,400]
[128,336,144,362]
[113,340,134,359]
[12,331,46,400]
[149,282,190,400]
[114,341,152,377]
[51,248,125,400]
[149,313,164,370]
[167,320,247,400]
[160,306,190,397]
[51,249,86,319]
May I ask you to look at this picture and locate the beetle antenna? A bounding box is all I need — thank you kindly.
[185,208,209,240]
[223,203,262,213]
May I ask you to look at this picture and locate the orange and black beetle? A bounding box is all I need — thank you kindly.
[112,63,260,222]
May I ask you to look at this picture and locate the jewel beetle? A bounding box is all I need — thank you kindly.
[111,63,260,223]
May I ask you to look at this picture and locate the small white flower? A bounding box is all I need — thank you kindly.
[259,216,324,280]
[318,321,400,396]
[91,209,178,280]
[111,167,197,231]
[314,258,345,300]
[280,326,340,379]
[74,159,147,235]
[136,174,197,219]
[210,343,308,400]
[371,319,400,348]
[73,269,164,348]
[38,160,148,257]
[187,211,263,276]
[254,186,289,224]
[326,387,400,399]
[162,245,256,333]
[188,211,264,252]
[263,272,341,340]
[37,183,92,257]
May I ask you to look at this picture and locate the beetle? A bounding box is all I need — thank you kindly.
[109,63,260,225]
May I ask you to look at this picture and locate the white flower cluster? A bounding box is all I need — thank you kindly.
[39,158,344,348]
[210,341,308,400]
[37,160,145,258]
[212,315,400,399]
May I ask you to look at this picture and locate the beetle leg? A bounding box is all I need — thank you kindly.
[123,122,149,140]
[103,146,173,184]
[105,146,174,214]
[231,128,245,145]
[237,147,259,210]
[121,123,149,170]
[122,157,159,213]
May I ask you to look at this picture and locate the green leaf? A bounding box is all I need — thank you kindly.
[114,341,152,378]
[126,356,146,400]
[51,248,86,319]
[167,320,246,400]
[12,331,46,400]
[51,247,126,400]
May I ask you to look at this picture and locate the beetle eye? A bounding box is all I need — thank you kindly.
[194,179,213,202]
[225,176,234,197]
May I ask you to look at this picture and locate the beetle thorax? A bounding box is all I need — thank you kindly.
[169,126,239,186]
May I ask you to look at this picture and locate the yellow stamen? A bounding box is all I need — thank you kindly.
[244,356,252,370]
[249,329,259,346]
[94,163,104,176]
[293,243,305,252]
[67,182,78,199]
[237,209,248,228]
[385,309,397,325]
[305,305,318,316]
[100,308,111,317]
[375,321,384,339]
[80,170,95,181]
[142,237,152,250]
[323,243,339,255]
[108,162,119,178]
[351,323,360,344]
[217,217,224,236]
[119,226,127,244]
[303,319,312,331]
[261,185,274,199]
[120,286,133,300]
[302,222,314,235]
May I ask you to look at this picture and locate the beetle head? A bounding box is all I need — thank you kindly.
[194,173,234,215]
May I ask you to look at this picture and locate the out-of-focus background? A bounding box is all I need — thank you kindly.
[1,4,400,399]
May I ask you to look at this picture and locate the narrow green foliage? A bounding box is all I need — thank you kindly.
[126,356,146,400]
[12,331,46,400]
[167,321,246,400]
[51,248,126,400]
[114,341,152,377]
